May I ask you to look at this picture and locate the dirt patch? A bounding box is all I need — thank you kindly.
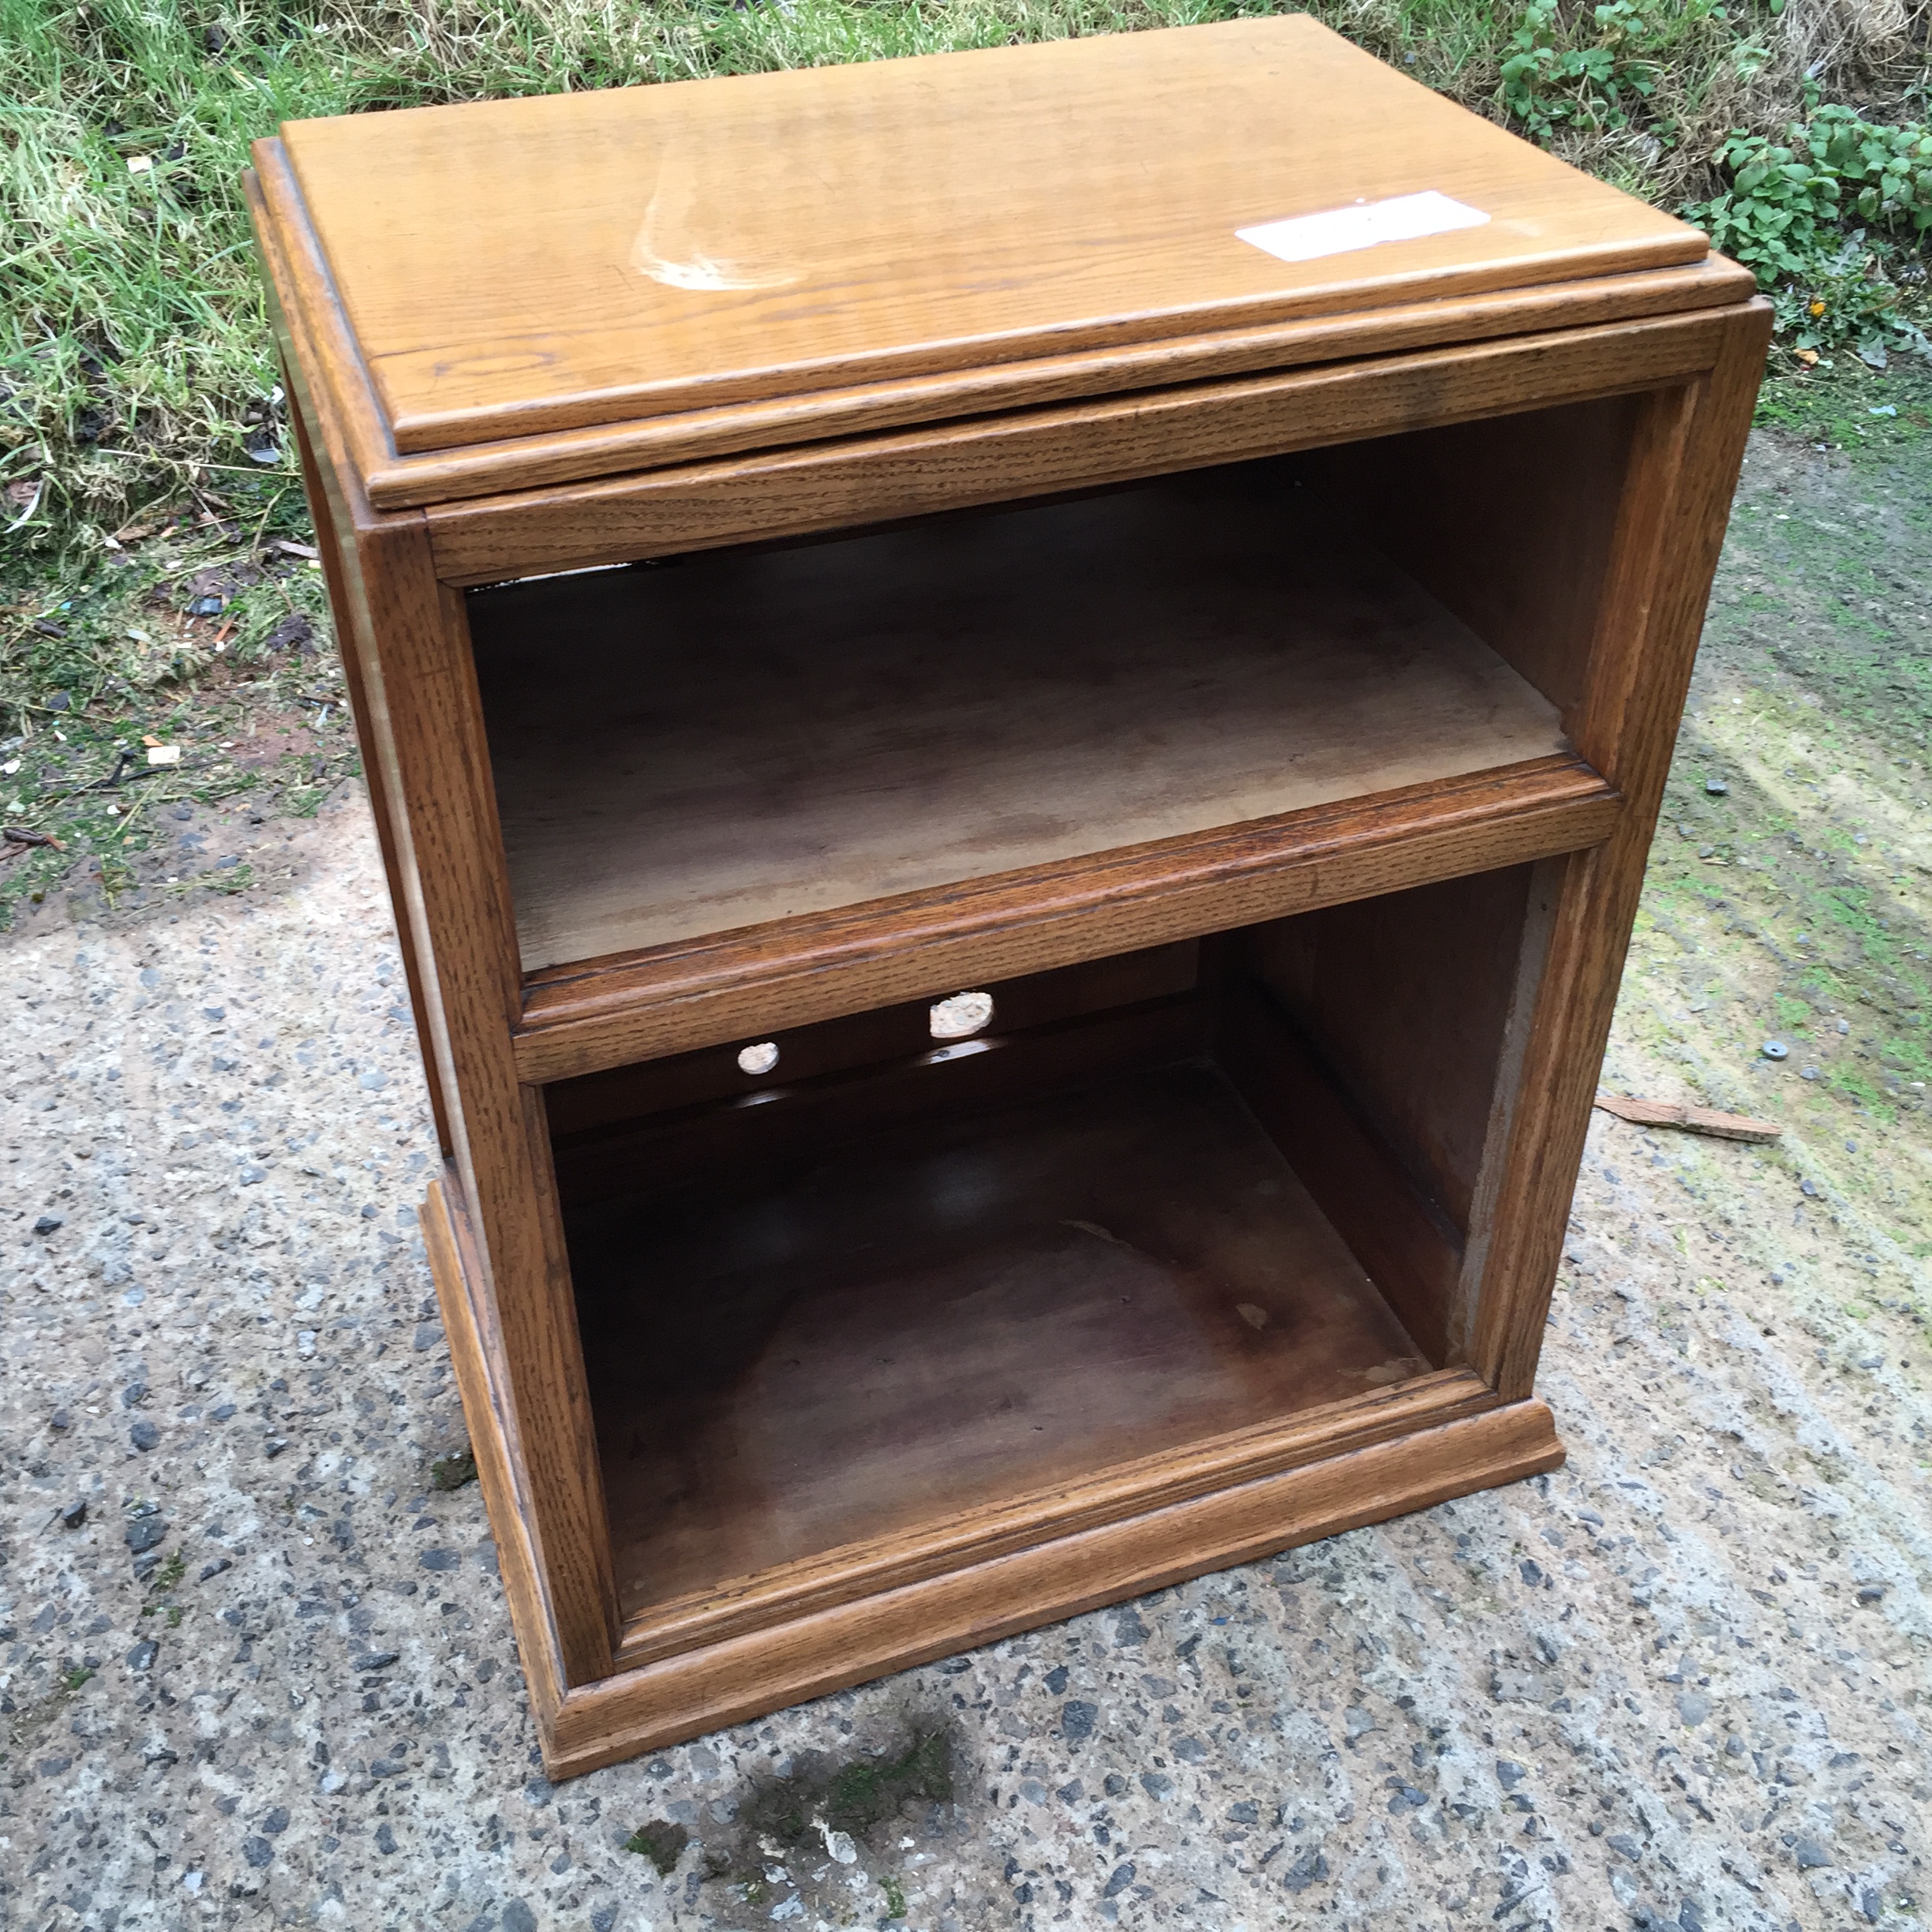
[665,1714,962,1921]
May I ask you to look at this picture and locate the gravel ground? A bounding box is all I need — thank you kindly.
[3,427,1929,1932]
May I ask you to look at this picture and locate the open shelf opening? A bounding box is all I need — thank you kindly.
[555,863,1551,1627]
[467,402,1635,977]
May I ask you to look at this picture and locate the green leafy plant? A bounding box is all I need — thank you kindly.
[1688,99,1932,358]
[1499,0,1729,140]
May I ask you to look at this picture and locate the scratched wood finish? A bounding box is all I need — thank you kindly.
[271,19,1705,468]
[252,15,1768,1778]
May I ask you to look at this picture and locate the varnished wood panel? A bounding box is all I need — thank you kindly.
[238,144,1754,509]
[1297,392,1641,721]
[470,474,1567,970]
[1244,864,1540,1231]
[552,994,1215,1208]
[250,6,1767,1774]
[511,756,1619,1084]
[281,353,454,1157]
[424,309,1742,583]
[1464,303,1772,1396]
[1220,982,1462,1368]
[428,1149,1556,1777]
[253,174,622,1687]
[612,1367,1497,1671]
[543,942,1199,1142]
[420,1176,565,1732]
[276,18,1705,464]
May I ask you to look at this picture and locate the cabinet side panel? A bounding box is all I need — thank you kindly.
[347,525,620,1683]
[281,357,453,1155]
[259,155,623,1676]
[1297,393,1639,720]
[1240,863,1537,1231]
[1467,305,1771,1396]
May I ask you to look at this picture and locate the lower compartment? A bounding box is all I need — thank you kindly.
[425,1155,1564,1776]
[553,867,1554,1629]
[568,1055,1425,1619]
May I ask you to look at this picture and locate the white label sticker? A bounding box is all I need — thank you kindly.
[1236,191,1491,266]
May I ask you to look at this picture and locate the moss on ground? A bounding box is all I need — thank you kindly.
[1604,365,1932,1339]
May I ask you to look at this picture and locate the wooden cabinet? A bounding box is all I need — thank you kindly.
[248,15,1768,1777]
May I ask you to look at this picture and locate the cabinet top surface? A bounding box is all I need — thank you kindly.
[270,17,1712,472]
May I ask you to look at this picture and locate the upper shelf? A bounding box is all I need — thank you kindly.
[470,467,1574,978]
[252,17,1747,508]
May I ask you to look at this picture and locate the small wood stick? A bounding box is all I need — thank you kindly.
[1593,1095,1780,1143]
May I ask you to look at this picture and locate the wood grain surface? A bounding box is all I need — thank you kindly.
[424,308,1742,583]
[1463,302,1772,1396]
[543,942,1200,1145]
[246,18,1765,1775]
[420,1175,567,1732]
[1593,1095,1781,1141]
[254,173,624,1687]
[574,1058,1424,1619]
[276,17,1707,468]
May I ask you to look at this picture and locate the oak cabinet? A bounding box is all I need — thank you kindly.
[249,14,1767,1776]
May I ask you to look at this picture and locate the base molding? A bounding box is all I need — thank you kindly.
[422,1175,1563,1780]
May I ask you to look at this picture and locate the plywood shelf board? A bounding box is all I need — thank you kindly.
[569,1057,1423,1620]
[473,474,1568,972]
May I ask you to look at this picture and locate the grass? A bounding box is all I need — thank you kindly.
[1604,379,1932,1327]
[0,522,353,926]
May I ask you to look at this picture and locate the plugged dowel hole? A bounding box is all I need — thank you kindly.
[929,990,994,1040]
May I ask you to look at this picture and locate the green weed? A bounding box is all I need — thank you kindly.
[1499,0,1735,143]
[622,1819,690,1875]
[1688,95,1932,360]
